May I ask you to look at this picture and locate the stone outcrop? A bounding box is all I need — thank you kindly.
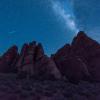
[0,45,19,73]
[0,31,100,83]
[15,42,62,80]
[53,31,100,82]
[71,31,100,82]
[52,44,71,74]
[52,44,91,83]
[16,42,36,78]
[34,55,62,80]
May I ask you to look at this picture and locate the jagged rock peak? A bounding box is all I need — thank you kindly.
[76,31,87,37]
[5,45,18,52]
[0,45,19,73]
[29,41,36,46]
[37,43,44,53]
[1,32,100,83]
[35,43,45,60]
[72,31,100,46]
[53,31,100,82]
[2,45,18,58]
[20,43,29,55]
[52,44,71,61]
[71,31,88,45]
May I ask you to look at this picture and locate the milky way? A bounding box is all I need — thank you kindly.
[0,0,100,55]
[51,0,79,33]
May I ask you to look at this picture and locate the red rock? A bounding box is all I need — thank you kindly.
[34,55,62,80]
[35,43,44,60]
[16,42,62,80]
[0,45,18,73]
[72,31,100,81]
[61,56,90,83]
[1,31,100,82]
[2,45,18,64]
[52,31,100,82]
[52,44,71,75]
[16,44,29,71]
[53,48,90,83]
[16,43,36,78]
[30,43,61,79]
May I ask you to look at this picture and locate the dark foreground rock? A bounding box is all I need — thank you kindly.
[0,74,99,100]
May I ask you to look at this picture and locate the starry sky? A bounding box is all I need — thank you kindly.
[0,0,100,55]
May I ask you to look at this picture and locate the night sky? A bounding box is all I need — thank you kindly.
[0,0,100,55]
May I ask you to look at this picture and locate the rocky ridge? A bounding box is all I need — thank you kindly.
[0,31,100,83]
[0,31,100,100]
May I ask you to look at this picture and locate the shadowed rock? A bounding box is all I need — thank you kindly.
[52,44,90,83]
[34,43,62,80]
[16,42,36,78]
[60,56,90,83]
[0,45,18,73]
[52,44,71,73]
[34,55,62,80]
[16,42,62,80]
[72,31,100,81]
[35,43,45,60]
[16,44,29,71]
[53,31,100,82]
[1,31,100,83]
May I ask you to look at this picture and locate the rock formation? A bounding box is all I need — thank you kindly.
[15,42,62,80]
[52,44,91,83]
[16,42,36,78]
[0,31,100,83]
[0,45,19,73]
[34,55,62,80]
[71,31,100,82]
[53,31,100,82]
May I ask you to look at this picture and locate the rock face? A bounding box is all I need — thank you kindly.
[52,44,90,83]
[51,44,71,75]
[71,31,100,82]
[16,42,36,78]
[15,42,62,80]
[35,55,62,80]
[53,31,100,82]
[0,31,100,83]
[0,45,19,73]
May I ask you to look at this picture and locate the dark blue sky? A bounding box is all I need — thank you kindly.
[73,0,100,41]
[0,0,99,55]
